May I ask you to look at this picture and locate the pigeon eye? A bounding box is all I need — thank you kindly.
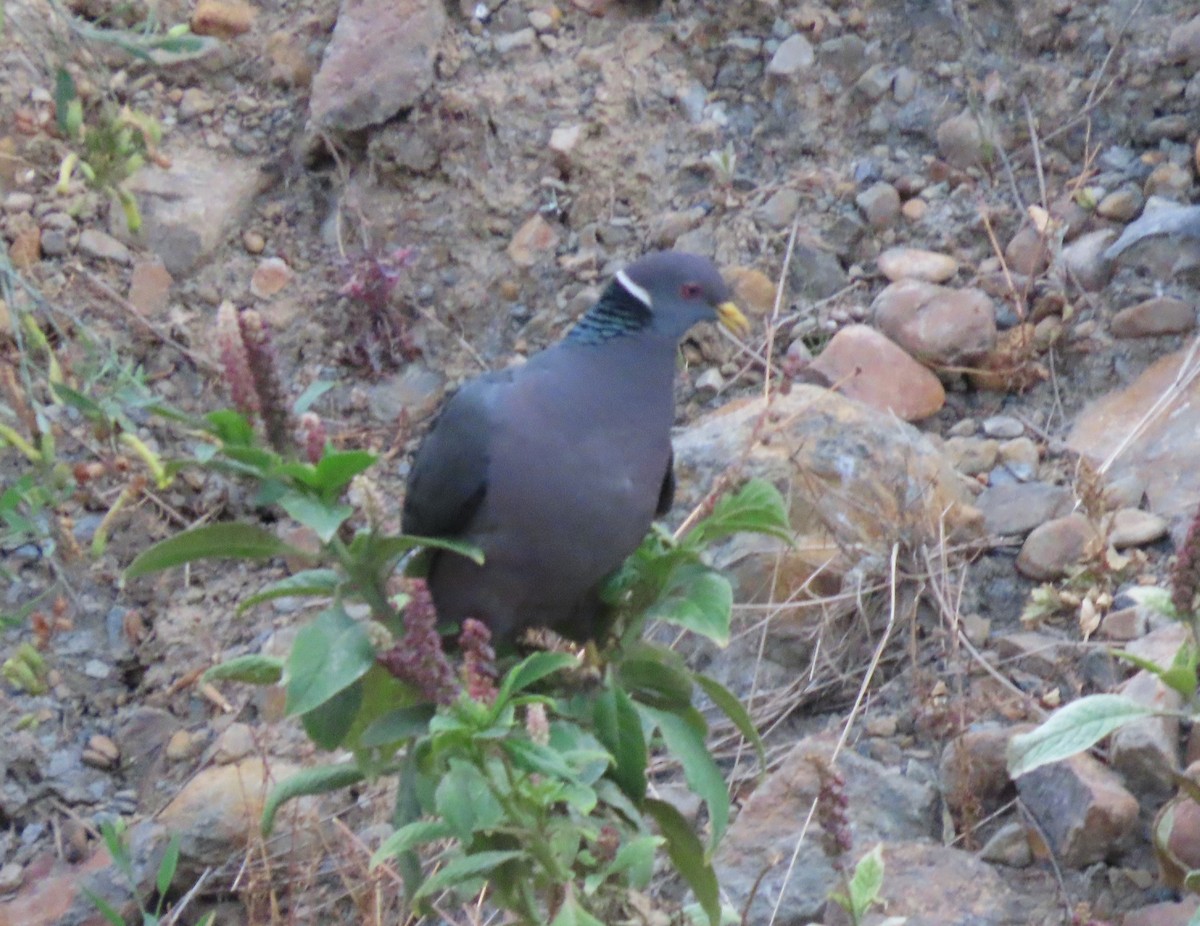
[680,283,702,299]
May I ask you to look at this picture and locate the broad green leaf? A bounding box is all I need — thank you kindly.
[584,833,660,893]
[645,565,733,647]
[494,651,577,707]
[126,523,303,577]
[261,762,365,835]
[591,685,647,803]
[238,569,341,613]
[644,798,720,926]
[550,892,605,926]
[219,444,279,471]
[640,705,729,849]
[302,678,363,750]
[278,494,352,544]
[314,449,376,497]
[689,478,793,546]
[205,409,257,446]
[293,379,336,415]
[846,843,885,920]
[51,383,109,425]
[369,819,454,869]
[412,850,526,901]
[503,736,586,782]
[361,704,437,748]
[694,673,765,774]
[436,759,504,841]
[618,654,694,711]
[376,533,486,566]
[202,654,283,686]
[284,606,376,716]
[1007,694,1161,777]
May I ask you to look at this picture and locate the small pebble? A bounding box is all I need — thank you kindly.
[981,415,1024,439]
[242,230,266,254]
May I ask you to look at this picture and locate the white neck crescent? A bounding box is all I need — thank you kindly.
[615,269,652,308]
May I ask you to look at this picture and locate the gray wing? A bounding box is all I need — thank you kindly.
[402,371,508,539]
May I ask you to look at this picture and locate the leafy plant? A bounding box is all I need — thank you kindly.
[121,303,792,924]
[1007,504,1200,898]
[53,67,164,233]
[84,819,214,926]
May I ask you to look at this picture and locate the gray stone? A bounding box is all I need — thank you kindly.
[758,187,800,229]
[715,736,936,925]
[114,146,268,277]
[78,229,132,265]
[1109,670,1181,796]
[855,181,900,228]
[937,110,990,169]
[1016,752,1139,868]
[1056,229,1116,292]
[309,0,446,132]
[1167,15,1200,65]
[981,415,1024,439]
[765,33,814,76]
[493,27,535,54]
[978,822,1034,867]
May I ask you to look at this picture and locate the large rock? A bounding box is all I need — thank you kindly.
[115,147,268,277]
[808,324,946,420]
[673,384,982,605]
[714,736,936,925]
[309,0,446,132]
[1068,346,1200,538]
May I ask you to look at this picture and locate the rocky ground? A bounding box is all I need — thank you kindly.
[4,0,1200,923]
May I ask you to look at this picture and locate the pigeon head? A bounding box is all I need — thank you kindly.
[570,250,749,344]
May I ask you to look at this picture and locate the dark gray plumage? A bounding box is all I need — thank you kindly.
[402,250,749,645]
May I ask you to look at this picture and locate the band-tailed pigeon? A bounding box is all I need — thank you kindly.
[402,250,749,645]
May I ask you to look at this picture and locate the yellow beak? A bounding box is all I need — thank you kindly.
[716,301,750,338]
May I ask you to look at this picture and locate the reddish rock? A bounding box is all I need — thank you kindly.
[1111,296,1196,338]
[507,214,560,267]
[127,258,173,317]
[809,324,945,421]
[1016,513,1102,580]
[872,279,997,366]
[309,0,446,132]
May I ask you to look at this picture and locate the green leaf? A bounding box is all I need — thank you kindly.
[644,798,720,926]
[586,834,660,893]
[590,685,647,804]
[412,850,526,901]
[261,762,365,835]
[1007,694,1161,778]
[205,409,257,446]
[503,736,586,782]
[51,383,110,425]
[846,843,884,920]
[694,673,765,774]
[688,478,793,546]
[645,565,733,647]
[155,834,181,897]
[640,704,729,849]
[1115,642,1198,698]
[494,651,577,706]
[126,522,302,577]
[277,494,352,544]
[284,605,376,716]
[314,449,376,498]
[379,534,485,566]
[238,569,341,613]
[550,892,606,926]
[53,68,78,136]
[302,677,363,750]
[1121,585,1178,620]
[436,759,504,841]
[203,654,283,686]
[370,819,455,870]
[293,379,336,415]
[81,888,125,926]
[361,704,437,748]
[618,650,694,711]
